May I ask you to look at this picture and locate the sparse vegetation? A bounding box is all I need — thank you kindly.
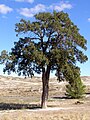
[0,76,89,119]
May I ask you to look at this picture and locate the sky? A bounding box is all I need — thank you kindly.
[0,0,90,77]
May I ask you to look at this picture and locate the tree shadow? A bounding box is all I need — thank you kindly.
[52,93,89,100]
[86,92,90,95]
[0,103,41,110]
[52,96,71,100]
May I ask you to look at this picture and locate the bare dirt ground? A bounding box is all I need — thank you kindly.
[0,75,90,120]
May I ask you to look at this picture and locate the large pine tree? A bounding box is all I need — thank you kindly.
[0,11,88,108]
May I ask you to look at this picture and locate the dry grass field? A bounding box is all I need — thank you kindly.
[0,75,90,120]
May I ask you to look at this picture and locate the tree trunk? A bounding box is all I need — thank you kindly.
[41,66,50,108]
[41,76,49,108]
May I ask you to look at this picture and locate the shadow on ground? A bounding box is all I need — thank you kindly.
[0,103,41,110]
[52,96,70,99]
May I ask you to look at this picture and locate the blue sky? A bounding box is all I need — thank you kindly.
[0,0,90,76]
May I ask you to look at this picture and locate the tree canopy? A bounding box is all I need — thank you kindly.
[0,11,88,108]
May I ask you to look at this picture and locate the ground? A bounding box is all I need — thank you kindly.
[0,75,90,120]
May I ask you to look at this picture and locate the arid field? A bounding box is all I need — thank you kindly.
[0,75,90,120]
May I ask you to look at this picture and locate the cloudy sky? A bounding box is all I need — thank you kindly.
[0,0,90,76]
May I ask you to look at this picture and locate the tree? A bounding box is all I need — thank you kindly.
[65,65,86,98]
[1,11,88,108]
[66,77,86,99]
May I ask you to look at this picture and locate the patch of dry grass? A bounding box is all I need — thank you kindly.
[0,75,90,120]
[0,110,90,120]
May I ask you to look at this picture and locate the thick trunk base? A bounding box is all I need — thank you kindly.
[41,66,50,108]
[41,81,48,108]
[41,100,47,109]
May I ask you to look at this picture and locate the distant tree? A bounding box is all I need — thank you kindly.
[0,11,88,108]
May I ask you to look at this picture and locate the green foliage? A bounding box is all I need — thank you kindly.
[66,76,86,99]
[0,11,88,108]
[0,50,8,64]
[63,63,86,99]
[0,11,88,85]
[2,11,87,78]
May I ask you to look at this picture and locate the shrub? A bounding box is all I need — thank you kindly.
[66,77,85,99]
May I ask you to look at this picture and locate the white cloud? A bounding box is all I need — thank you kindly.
[0,4,13,14]
[88,18,90,22]
[19,4,46,17]
[18,1,72,18]
[15,0,34,3]
[49,1,72,11]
